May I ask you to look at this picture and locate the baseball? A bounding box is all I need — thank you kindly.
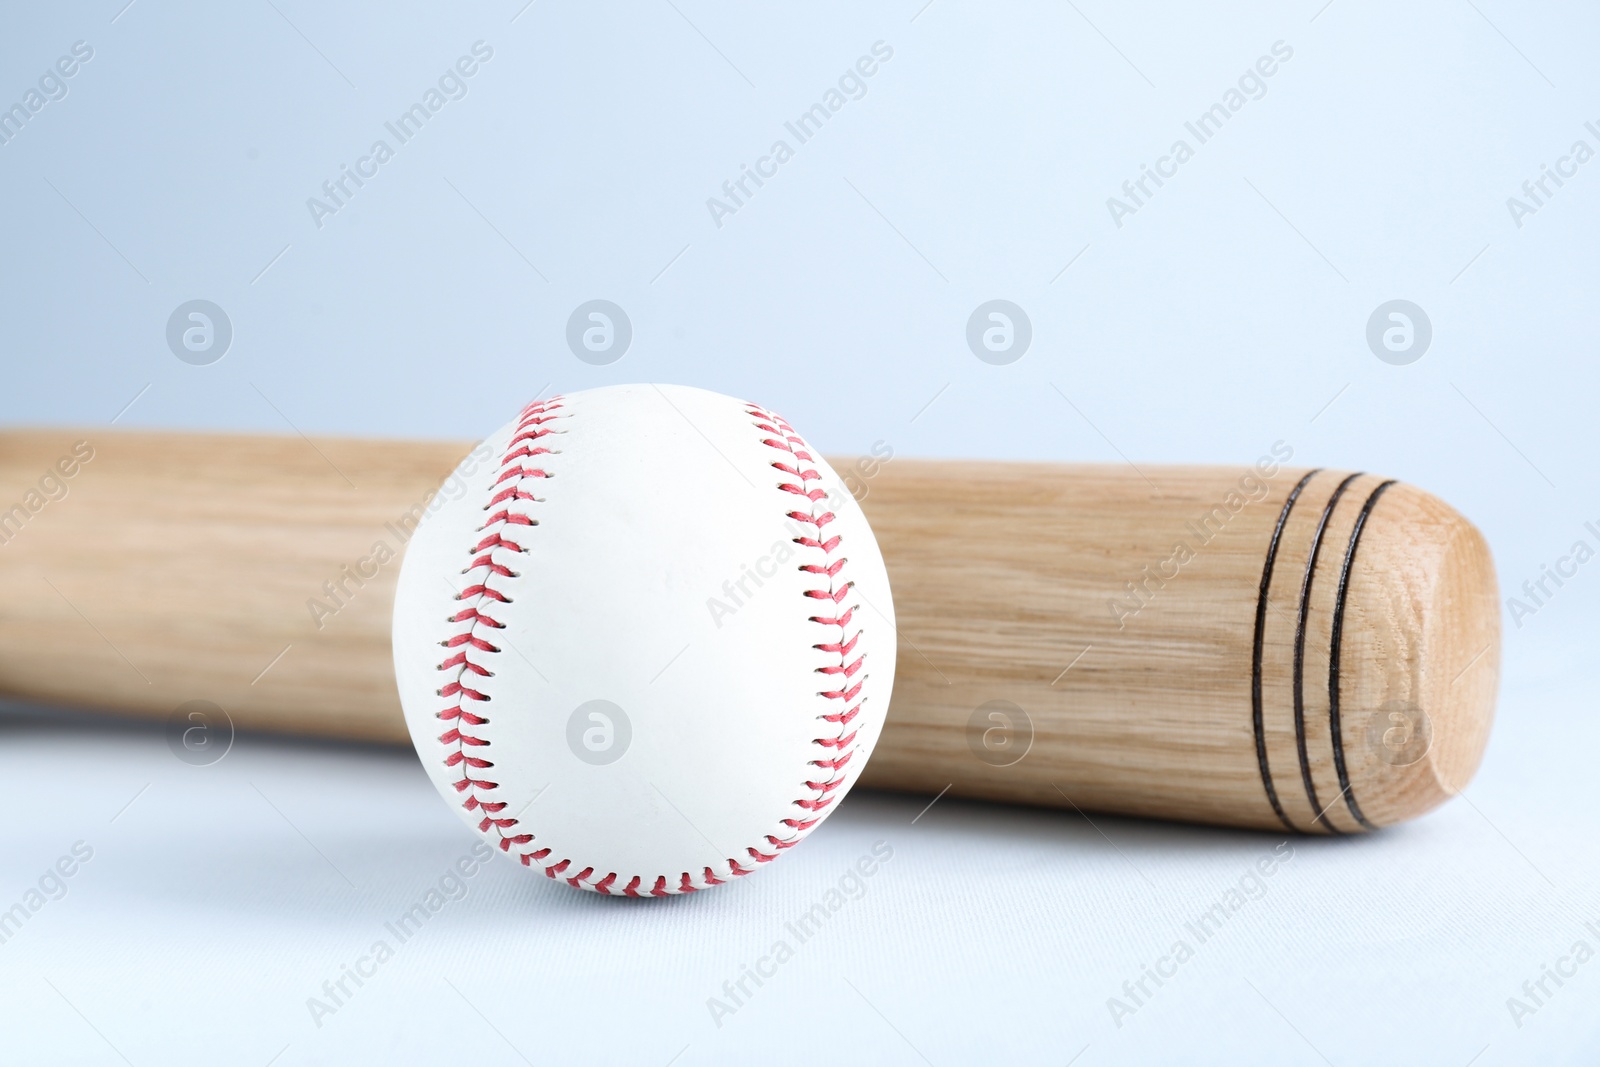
[391,383,896,896]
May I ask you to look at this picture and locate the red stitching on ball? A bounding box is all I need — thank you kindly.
[744,402,867,852]
[434,395,862,895]
[435,398,564,857]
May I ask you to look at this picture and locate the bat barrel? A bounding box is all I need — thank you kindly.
[854,459,1500,831]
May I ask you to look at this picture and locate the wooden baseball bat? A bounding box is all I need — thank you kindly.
[0,428,1498,833]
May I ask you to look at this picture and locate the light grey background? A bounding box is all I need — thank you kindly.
[1,1,1597,1063]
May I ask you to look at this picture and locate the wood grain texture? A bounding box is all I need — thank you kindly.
[0,429,1499,831]
[854,459,1500,832]
[0,429,444,742]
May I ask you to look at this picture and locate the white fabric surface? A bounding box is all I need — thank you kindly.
[0,653,1593,1066]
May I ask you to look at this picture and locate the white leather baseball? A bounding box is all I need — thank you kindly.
[392,384,896,895]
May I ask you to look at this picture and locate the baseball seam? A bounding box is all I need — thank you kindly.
[432,395,864,896]
[436,398,564,867]
[745,403,865,850]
